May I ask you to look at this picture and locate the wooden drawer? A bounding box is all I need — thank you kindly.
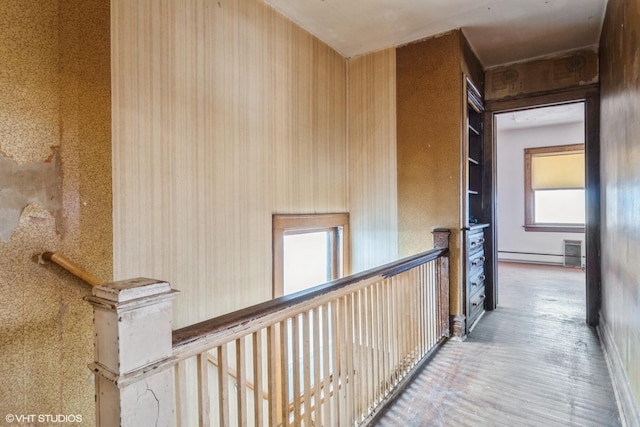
[464,224,489,334]
[466,230,486,255]
[468,270,486,298]
[468,288,486,326]
[468,249,486,278]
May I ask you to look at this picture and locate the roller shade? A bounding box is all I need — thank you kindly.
[532,152,584,190]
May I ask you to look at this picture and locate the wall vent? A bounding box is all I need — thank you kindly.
[564,240,582,268]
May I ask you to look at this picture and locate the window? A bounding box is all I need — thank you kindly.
[524,144,585,232]
[272,213,349,297]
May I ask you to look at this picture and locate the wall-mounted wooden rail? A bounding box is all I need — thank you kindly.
[41,251,102,287]
[171,229,451,426]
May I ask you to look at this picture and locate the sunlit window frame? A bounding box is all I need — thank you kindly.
[272,213,350,297]
[524,144,585,233]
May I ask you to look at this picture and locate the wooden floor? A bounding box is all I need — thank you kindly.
[374,262,621,427]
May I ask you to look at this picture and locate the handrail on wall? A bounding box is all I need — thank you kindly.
[41,251,102,287]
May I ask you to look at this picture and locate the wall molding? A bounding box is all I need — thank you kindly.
[598,313,640,426]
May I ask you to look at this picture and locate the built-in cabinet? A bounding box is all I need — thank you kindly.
[464,79,490,333]
[397,30,494,338]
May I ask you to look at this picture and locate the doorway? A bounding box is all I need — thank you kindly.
[484,87,601,325]
[495,102,586,268]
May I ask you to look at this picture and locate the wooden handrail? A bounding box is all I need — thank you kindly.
[172,247,447,348]
[41,252,102,287]
[171,230,451,426]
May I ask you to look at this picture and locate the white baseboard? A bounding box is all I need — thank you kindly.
[598,313,640,427]
[498,257,563,267]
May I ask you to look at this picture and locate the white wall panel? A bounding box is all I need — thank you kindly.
[348,50,398,272]
[112,0,347,328]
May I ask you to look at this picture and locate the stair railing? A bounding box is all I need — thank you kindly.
[81,228,450,426]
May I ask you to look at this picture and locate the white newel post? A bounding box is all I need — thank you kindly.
[86,278,179,427]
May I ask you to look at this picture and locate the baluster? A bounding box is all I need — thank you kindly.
[313,306,322,426]
[291,315,301,424]
[329,300,340,426]
[369,284,377,411]
[419,264,426,357]
[216,345,230,426]
[372,282,382,404]
[267,324,279,427]
[338,297,348,424]
[410,268,418,364]
[390,276,398,387]
[353,289,363,421]
[381,279,390,396]
[323,302,334,426]
[175,360,188,426]
[252,330,264,427]
[398,274,407,375]
[280,320,291,426]
[236,338,247,427]
[365,285,374,414]
[302,311,312,426]
[432,262,437,346]
[197,351,211,427]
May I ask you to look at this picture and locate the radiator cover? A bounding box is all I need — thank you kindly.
[564,240,582,268]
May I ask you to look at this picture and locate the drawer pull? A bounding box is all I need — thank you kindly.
[471,274,486,286]
[472,294,486,307]
[471,256,486,267]
[470,238,485,248]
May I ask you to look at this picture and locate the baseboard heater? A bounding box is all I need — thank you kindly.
[498,247,584,268]
[563,240,583,268]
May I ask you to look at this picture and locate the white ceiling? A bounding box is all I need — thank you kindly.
[262,0,608,68]
[496,102,585,130]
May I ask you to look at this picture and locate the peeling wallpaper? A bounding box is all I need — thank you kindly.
[0,1,111,424]
[0,150,62,242]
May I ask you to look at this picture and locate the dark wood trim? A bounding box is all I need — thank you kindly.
[584,92,601,326]
[173,246,448,348]
[486,85,601,326]
[482,109,498,311]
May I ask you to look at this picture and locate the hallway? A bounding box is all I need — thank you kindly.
[374,262,621,427]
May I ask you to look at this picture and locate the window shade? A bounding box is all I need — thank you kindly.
[531,152,584,190]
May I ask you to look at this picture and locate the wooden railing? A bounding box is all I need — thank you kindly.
[41,251,102,286]
[171,229,451,426]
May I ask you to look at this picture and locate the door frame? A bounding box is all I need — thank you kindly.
[484,85,601,326]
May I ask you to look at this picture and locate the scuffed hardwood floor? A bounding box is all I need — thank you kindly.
[374,262,621,427]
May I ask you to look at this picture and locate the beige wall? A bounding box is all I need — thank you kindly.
[396,32,464,314]
[600,0,640,413]
[112,0,349,328]
[0,0,111,423]
[348,49,399,272]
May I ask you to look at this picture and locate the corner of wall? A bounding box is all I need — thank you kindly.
[598,313,640,426]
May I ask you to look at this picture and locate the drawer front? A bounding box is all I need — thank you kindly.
[468,270,486,298]
[469,289,486,323]
[468,249,486,277]
[467,230,486,255]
